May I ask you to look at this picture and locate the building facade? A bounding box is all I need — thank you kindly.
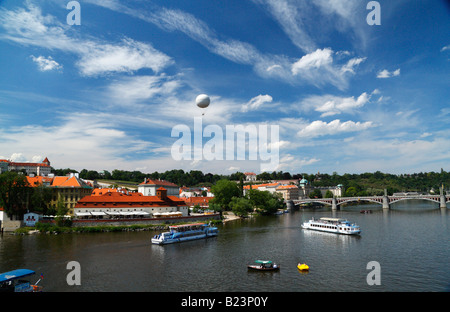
[74,187,188,218]
[275,185,300,200]
[244,172,257,182]
[138,179,180,197]
[27,173,93,215]
[2,157,52,176]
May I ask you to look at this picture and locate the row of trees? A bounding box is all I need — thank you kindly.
[56,168,449,193]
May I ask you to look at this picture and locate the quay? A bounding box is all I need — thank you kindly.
[49,213,221,229]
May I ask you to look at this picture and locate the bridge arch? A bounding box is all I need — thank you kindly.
[389,197,441,205]
[294,199,332,206]
[338,198,383,206]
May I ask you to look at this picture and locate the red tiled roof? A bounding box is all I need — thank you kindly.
[243,182,279,190]
[75,191,187,209]
[276,185,298,190]
[9,162,50,167]
[91,188,119,196]
[26,176,53,187]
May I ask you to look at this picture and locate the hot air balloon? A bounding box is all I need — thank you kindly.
[196,94,210,115]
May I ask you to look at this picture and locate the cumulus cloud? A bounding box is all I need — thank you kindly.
[377,68,400,78]
[297,119,374,138]
[291,48,364,89]
[30,55,62,71]
[241,95,273,112]
[301,92,371,117]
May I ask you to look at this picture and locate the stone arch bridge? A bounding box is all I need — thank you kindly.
[288,189,449,211]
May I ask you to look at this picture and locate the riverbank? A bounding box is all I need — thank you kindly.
[222,211,241,222]
[12,219,223,235]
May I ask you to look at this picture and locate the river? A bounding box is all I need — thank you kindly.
[0,200,448,292]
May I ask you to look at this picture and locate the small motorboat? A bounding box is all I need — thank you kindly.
[297,263,309,271]
[0,269,43,292]
[360,210,372,214]
[247,260,280,271]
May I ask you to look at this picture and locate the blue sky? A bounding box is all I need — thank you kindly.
[0,0,449,175]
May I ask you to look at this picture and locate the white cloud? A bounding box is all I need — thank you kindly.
[0,113,157,171]
[341,57,366,74]
[440,45,450,52]
[301,92,371,117]
[30,55,62,71]
[108,75,181,105]
[291,48,363,89]
[10,153,27,162]
[292,48,333,73]
[297,119,374,138]
[377,68,400,78]
[0,3,172,76]
[253,0,368,52]
[77,38,172,76]
[86,2,363,90]
[241,95,273,112]
[251,0,317,53]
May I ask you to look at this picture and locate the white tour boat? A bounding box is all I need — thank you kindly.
[301,217,361,235]
[151,222,218,245]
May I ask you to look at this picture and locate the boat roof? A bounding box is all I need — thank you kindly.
[169,223,206,228]
[320,217,344,221]
[255,260,272,264]
[0,269,35,283]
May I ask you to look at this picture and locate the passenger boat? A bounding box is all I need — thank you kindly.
[247,260,280,271]
[0,269,43,292]
[301,217,361,235]
[151,222,218,245]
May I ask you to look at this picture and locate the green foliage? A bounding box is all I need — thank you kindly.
[210,179,240,211]
[229,197,253,217]
[0,172,30,218]
[309,189,322,198]
[247,189,285,215]
[29,185,53,214]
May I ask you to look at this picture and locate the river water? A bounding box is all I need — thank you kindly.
[0,201,448,292]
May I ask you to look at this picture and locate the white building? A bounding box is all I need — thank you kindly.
[244,172,257,182]
[1,157,52,176]
[138,179,180,197]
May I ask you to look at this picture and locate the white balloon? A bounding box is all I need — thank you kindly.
[196,94,210,108]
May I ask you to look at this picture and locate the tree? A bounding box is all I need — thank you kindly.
[324,190,334,198]
[309,189,322,199]
[210,179,240,211]
[247,189,284,215]
[229,197,253,217]
[0,172,30,219]
[29,185,53,214]
[55,196,72,227]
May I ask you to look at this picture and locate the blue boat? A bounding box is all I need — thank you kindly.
[0,269,43,292]
[151,222,218,245]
